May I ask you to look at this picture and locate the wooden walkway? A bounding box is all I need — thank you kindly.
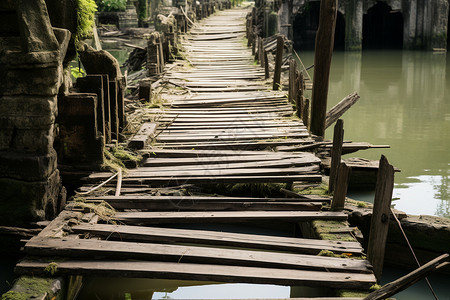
[16,8,377,295]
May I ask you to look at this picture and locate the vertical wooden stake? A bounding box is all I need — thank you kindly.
[289,59,296,104]
[258,37,263,64]
[367,155,395,282]
[331,162,351,210]
[273,35,284,91]
[329,119,344,193]
[297,72,304,118]
[302,98,310,129]
[310,0,338,137]
[252,31,256,56]
[264,51,270,79]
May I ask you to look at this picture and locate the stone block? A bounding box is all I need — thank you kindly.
[2,64,62,96]
[0,124,55,154]
[78,43,122,80]
[0,95,57,128]
[56,93,104,165]
[139,79,152,102]
[76,75,106,139]
[0,169,64,226]
[0,149,57,181]
[15,0,59,53]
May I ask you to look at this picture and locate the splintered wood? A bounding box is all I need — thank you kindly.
[17,8,377,292]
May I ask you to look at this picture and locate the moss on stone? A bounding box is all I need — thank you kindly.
[1,291,28,300]
[296,184,329,196]
[1,276,60,300]
[338,290,369,297]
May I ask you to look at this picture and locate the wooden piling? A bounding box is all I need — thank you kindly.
[367,155,395,282]
[331,162,350,210]
[258,36,263,64]
[329,119,344,193]
[302,98,310,129]
[273,35,283,91]
[310,0,338,137]
[289,59,296,104]
[297,72,304,118]
[252,31,256,56]
[264,51,269,79]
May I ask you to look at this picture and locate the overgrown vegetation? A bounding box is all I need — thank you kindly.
[76,0,98,44]
[95,0,127,12]
[44,262,58,276]
[73,197,117,223]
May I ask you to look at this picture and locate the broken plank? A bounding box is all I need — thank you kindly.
[24,237,372,273]
[72,223,361,255]
[15,260,376,289]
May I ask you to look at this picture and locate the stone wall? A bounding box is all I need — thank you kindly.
[283,0,449,50]
[0,0,70,226]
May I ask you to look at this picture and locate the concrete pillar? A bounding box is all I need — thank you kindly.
[403,0,418,49]
[344,0,363,51]
[428,0,449,50]
[278,0,291,39]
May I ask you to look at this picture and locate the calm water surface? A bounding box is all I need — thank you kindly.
[298,50,449,218]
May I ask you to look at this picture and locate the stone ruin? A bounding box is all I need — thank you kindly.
[0,0,70,226]
[0,0,126,228]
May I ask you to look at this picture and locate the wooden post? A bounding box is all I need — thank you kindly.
[331,162,351,210]
[302,98,310,129]
[252,31,256,56]
[367,155,395,282]
[329,119,344,193]
[296,72,304,118]
[258,36,263,64]
[272,35,283,91]
[264,51,269,79]
[260,39,265,68]
[310,0,338,137]
[288,59,296,104]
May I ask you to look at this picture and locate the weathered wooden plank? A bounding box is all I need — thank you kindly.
[143,153,318,167]
[15,260,376,289]
[139,159,319,173]
[113,211,347,224]
[72,223,362,255]
[25,237,372,273]
[79,199,322,211]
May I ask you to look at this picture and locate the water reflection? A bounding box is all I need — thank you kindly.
[296,50,450,218]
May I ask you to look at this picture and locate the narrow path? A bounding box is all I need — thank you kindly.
[15,8,377,295]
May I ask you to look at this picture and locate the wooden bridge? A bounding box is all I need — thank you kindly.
[15,8,378,298]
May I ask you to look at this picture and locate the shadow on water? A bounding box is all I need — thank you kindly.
[296,50,449,218]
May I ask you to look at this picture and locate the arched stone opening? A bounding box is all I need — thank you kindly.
[363,1,403,49]
[292,1,345,51]
[292,1,320,50]
[334,11,345,51]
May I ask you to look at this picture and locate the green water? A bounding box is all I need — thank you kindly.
[297,50,450,218]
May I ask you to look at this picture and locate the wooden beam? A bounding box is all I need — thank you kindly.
[367,155,395,282]
[72,223,363,255]
[113,211,348,225]
[310,0,338,137]
[325,92,360,129]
